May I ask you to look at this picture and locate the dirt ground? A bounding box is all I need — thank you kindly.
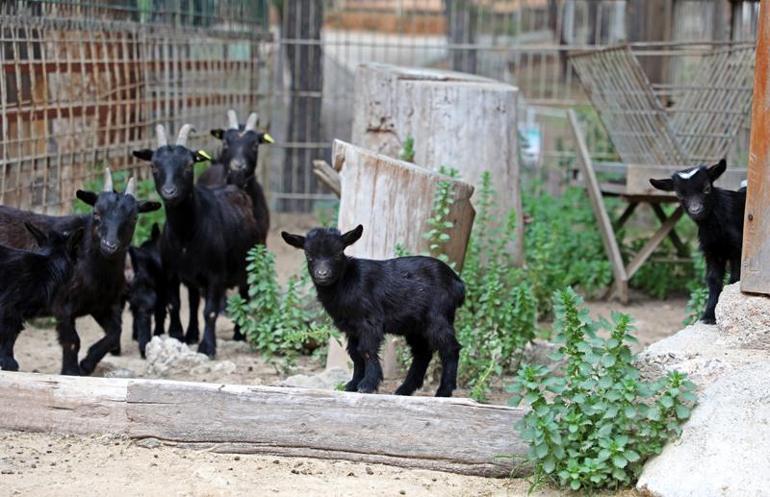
[3,213,680,497]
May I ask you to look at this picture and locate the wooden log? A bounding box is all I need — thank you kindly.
[742,0,770,295]
[351,63,523,264]
[312,159,341,197]
[0,372,527,477]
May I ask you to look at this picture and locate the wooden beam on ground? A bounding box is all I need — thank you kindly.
[626,206,684,279]
[742,0,770,295]
[0,372,526,477]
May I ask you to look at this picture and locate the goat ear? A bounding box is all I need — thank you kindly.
[259,132,275,144]
[195,150,212,163]
[649,178,674,192]
[708,159,727,182]
[281,231,305,249]
[76,190,99,206]
[66,227,84,255]
[210,129,225,140]
[137,200,162,214]
[24,222,48,247]
[132,149,154,162]
[341,224,364,247]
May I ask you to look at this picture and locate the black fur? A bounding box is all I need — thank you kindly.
[650,159,746,324]
[133,137,260,357]
[126,223,166,358]
[0,183,160,374]
[282,225,465,397]
[0,224,83,371]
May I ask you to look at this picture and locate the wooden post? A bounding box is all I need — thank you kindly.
[0,372,525,478]
[325,140,475,378]
[351,63,523,265]
[741,0,770,295]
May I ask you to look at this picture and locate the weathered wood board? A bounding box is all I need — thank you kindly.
[0,371,526,477]
[351,63,523,264]
[742,1,770,295]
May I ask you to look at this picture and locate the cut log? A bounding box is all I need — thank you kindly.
[0,371,527,477]
[326,140,476,377]
[351,63,523,264]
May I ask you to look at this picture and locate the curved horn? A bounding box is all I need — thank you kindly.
[125,177,136,198]
[155,124,168,147]
[176,124,195,146]
[227,109,239,130]
[103,168,113,192]
[244,112,259,132]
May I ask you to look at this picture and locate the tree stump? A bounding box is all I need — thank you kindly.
[351,63,523,264]
[325,140,475,379]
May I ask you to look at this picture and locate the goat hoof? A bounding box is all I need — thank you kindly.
[78,359,95,376]
[343,380,359,392]
[701,316,716,325]
[0,358,19,372]
[197,342,216,358]
[184,331,199,345]
[61,366,81,376]
[232,330,246,342]
[394,384,416,396]
[356,383,378,394]
[109,346,122,357]
[435,388,453,398]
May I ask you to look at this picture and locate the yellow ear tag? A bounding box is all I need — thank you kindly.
[197,149,212,161]
[263,133,275,144]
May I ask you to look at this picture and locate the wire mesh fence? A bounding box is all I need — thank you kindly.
[0,0,761,214]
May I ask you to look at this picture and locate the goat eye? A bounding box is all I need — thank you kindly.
[704,185,712,194]
[307,256,314,263]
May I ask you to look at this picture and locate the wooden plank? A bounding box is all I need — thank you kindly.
[651,203,689,257]
[312,159,341,197]
[0,372,129,435]
[0,372,525,477]
[126,381,526,477]
[626,163,747,196]
[569,110,629,303]
[626,206,685,279]
[742,0,770,295]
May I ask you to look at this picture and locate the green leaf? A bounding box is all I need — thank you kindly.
[612,454,628,468]
[675,404,691,420]
[625,450,641,462]
[543,457,556,474]
[535,443,549,459]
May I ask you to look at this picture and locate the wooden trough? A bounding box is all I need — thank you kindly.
[0,371,527,477]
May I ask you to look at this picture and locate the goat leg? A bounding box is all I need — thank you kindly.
[435,332,461,397]
[344,336,366,392]
[80,304,122,375]
[702,256,726,325]
[232,281,249,342]
[197,286,223,358]
[166,274,184,341]
[395,335,432,396]
[355,329,385,394]
[56,317,81,376]
[0,318,21,371]
[185,285,200,345]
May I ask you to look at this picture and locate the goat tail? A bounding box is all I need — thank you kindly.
[452,276,466,309]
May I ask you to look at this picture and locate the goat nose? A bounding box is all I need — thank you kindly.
[229,159,246,171]
[316,268,330,277]
[101,239,118,254]
[161,186,177,198]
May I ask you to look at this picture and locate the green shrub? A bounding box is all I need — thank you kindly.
[509,288,697,492]
[227,245,338,357]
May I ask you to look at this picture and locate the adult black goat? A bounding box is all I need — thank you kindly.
[198,109,271,245]
[650,159,746,324]
[282,225,465,397]
[0,224,83,371]
[126,223,166,358]
[0,170,160,374]
[133,124,260,357]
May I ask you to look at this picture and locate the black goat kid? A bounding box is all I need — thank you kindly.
[0,224,83,371]
[282,225,465,397]
[0,170,160,374]
[133,124,260,357]
[650,159,746,324]
[126,223,166,358]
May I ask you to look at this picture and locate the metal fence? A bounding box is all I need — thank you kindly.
[0,0,761,214]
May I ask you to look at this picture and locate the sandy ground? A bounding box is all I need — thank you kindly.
[0,431,643,497]
[3,213,677,497]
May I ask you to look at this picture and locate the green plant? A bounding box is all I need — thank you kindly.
[228,245,338,357]
[399,136,415,162]
[684,254,707,325]
[424,166,459,264]
[509,288,697,492]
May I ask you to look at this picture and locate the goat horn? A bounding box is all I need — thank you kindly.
[176,124,195,146]
[227,109,239,130]
[125,176,136,198]
[244,112,259,132]
[156,124,168,147]
[103,168,113,192]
